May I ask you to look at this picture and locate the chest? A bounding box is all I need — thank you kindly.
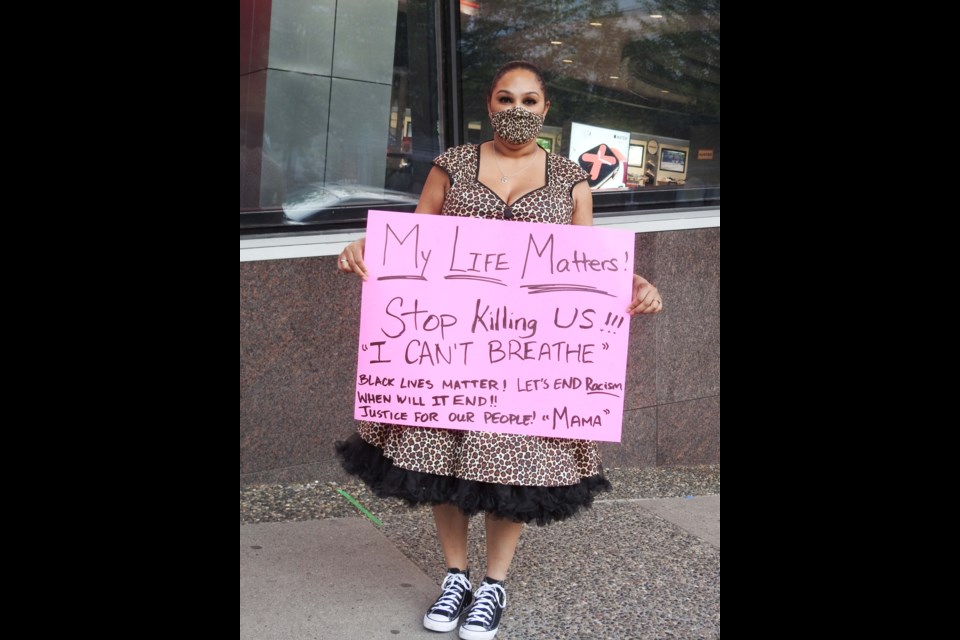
[476,150,548,206]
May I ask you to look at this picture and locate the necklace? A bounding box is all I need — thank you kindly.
[491,144,538,183]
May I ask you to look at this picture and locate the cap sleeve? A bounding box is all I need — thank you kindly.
[572,164,590,185]
[551,154,592,191]
[432,147,460,180]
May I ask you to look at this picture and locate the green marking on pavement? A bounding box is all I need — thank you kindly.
[336,489,383,526]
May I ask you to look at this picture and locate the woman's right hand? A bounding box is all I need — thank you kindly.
[337,237,368,280]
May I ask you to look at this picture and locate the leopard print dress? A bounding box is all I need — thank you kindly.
[337,143,610,524]
[436,143,586,224]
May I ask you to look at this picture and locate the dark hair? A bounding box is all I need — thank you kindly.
[486,60,547,104]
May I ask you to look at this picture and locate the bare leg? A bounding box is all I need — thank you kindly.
[484,513,524,581]
[433,504,470,570]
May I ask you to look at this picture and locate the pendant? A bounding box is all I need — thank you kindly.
[500,176,509,183]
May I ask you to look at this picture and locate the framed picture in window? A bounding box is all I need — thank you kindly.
[659,148,687,173]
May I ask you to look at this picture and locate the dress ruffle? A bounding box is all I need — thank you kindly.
[335,433,611,526]
[356,420,603,486]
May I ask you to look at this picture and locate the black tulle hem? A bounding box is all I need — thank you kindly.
[334,433,611,526]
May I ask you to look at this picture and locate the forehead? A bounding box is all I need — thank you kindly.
[493,69,542,94]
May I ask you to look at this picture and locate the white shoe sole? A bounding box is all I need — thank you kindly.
[459,626,499,640]
[423,614,460,633]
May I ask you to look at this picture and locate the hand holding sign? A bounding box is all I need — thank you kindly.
[338,237,369,280]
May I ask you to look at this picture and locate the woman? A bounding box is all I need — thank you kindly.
[337,61,662,640]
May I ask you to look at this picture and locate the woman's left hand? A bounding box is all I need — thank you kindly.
[627,274,663,315]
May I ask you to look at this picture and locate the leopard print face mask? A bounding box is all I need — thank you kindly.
[490,106,545,145]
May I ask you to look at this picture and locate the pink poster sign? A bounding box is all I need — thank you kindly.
[355,210,634,442]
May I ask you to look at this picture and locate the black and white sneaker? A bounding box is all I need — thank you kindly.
[423,569,473,632]
[458,580,506,640]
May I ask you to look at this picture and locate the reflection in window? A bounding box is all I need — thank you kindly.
[239,0,720,231]
[240,0,440,229]
[459,0,720,198]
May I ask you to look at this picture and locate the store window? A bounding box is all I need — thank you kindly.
[240,0,442,231]
[239,0,719,233]
[459,0,720,210]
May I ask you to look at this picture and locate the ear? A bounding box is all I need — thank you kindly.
[543,100,551,119]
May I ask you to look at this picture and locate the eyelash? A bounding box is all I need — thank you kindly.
[499,97,537,105]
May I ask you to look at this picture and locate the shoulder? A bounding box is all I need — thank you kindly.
[433,144,479,175]
[549,152,591,185]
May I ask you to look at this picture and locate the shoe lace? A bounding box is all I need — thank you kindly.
[464,582,506,627]
[431,573,471,615]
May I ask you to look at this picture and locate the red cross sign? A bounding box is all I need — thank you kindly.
[581,144,618,181]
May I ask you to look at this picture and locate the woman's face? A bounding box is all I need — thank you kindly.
[488,69,550,117]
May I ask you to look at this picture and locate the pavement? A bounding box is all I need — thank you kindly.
[240,468,720,640]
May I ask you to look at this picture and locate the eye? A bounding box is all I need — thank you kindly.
[498,97,512,103]
[523,98,537,105]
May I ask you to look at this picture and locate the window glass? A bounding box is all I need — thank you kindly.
[240,0,441,230]
[459,0,720,206]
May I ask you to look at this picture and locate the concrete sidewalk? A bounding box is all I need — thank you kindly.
[241,519,441,639]
[240,495,719,640]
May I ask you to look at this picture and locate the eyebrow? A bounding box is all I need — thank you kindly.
[495,89,540,96]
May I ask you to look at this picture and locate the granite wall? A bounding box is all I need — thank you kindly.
[240,227,720,484]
